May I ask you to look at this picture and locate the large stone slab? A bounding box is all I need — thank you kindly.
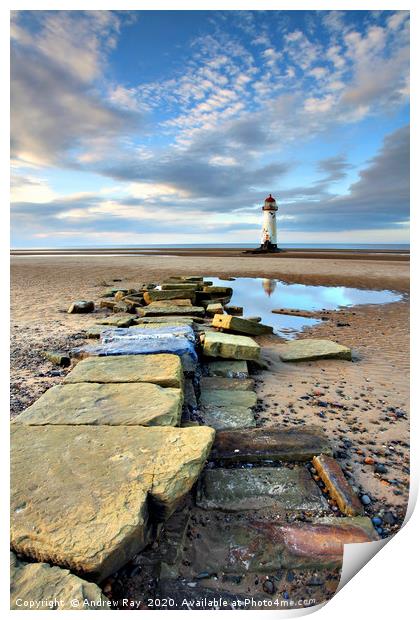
[200,406,256,431]
[212,314,273,336]
[200,389,257,409]
[202,286,233,296]
[211,426,332,463]
[14,382,183,427]
[10,425,215,581]
[74,327,197,371]
[203,332,260,361]
[144,289,196,303]
[279,339,352,362]
[10,552,109,610]
[196,467,328,512]
[206,302,224,315]
[96,315,134,327]
[138,305,205,317]
[147,299,193,308]
[200,376,255,391]
[161,283,199,291]
[135,316,196,326]
[64,354,183,388]
[313,454,363,516]
[185,517,378,574]
[207,360,248,378]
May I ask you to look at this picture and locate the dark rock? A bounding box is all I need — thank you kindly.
[360,494,371,506]
[263,579,276,595]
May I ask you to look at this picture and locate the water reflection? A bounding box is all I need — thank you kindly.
[209,276,402,339]
[262,279,277,296]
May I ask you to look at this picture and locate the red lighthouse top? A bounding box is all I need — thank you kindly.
[265,194,276,203]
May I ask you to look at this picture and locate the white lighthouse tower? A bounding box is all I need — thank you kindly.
[260,193,278,251]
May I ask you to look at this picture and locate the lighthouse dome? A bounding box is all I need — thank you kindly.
[262,193,278,211]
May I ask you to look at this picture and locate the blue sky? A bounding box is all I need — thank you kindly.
[10,10,409,247]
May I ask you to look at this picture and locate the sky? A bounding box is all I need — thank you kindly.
[10,9,410,247]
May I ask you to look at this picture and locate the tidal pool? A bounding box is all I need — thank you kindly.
[209,276,402,338]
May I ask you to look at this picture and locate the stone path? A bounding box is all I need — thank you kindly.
[10,273,377,609]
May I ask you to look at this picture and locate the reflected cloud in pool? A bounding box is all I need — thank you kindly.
[210,276,402,338]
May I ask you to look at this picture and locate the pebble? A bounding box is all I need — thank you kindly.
[361,494,371,506]
[263,579,276,595]
[375,464,388,474]
[372,517,382,526]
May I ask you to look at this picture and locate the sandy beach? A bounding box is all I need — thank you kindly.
[10,251,410,605]
[11,250,409,509]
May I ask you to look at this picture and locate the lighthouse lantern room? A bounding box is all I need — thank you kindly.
[260,193,278,251]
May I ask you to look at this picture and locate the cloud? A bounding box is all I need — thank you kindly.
[11,11,141,166]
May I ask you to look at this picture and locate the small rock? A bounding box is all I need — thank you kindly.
[361,494,371,506]
[375,464,388,474]
[263,579,276,595]
[67,300,95,314]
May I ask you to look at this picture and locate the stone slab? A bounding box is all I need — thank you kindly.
[196,467,328,512]
[313,454,363,516]
[202,286,233,296]
[138,306,205,317]
[161,283,199,290]
[14,382,183,427]
[203,332,260,361]
[200,389,257,409]
[200,376,255,391]
[96,315,135,327]
[135,316,195,325]
[200,406,256,431]
[206,303,224,315]
[279,339,352,362]
[147,299,192,307]
[10,552,110,610]
[64,354,183,388]
[211,426,332,463]
[212,314,273,336]
[185,517,378,574]
[144,290,196,303]
[100,325,195,343]
[85,325,106,339]
[10,425,215,581]
[206,360,249,378]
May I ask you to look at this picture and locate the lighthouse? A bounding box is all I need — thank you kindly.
[260,193,278,251]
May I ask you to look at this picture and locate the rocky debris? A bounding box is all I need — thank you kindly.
[11,425,215,581]
[210,426,332,463]
[206,303,224,316]
[184,517,378,575]
[206,360,249,378]
[196,467,328,512]
[67,300,94,314]
[144,289,196,304]
[64,354,183,388]
[200,389,257,409]
[200,376,255,391]
[138,305,205,318]
[199,406,256,431]
[224,305,243,315]
[212,314,273,336]
[13,382,183,427]
[313,454,363,516]
[203,332,260,361]
[113,301,135,314]
[279,339,352,362]
[42,351,71,367]
[10,552,110,610]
